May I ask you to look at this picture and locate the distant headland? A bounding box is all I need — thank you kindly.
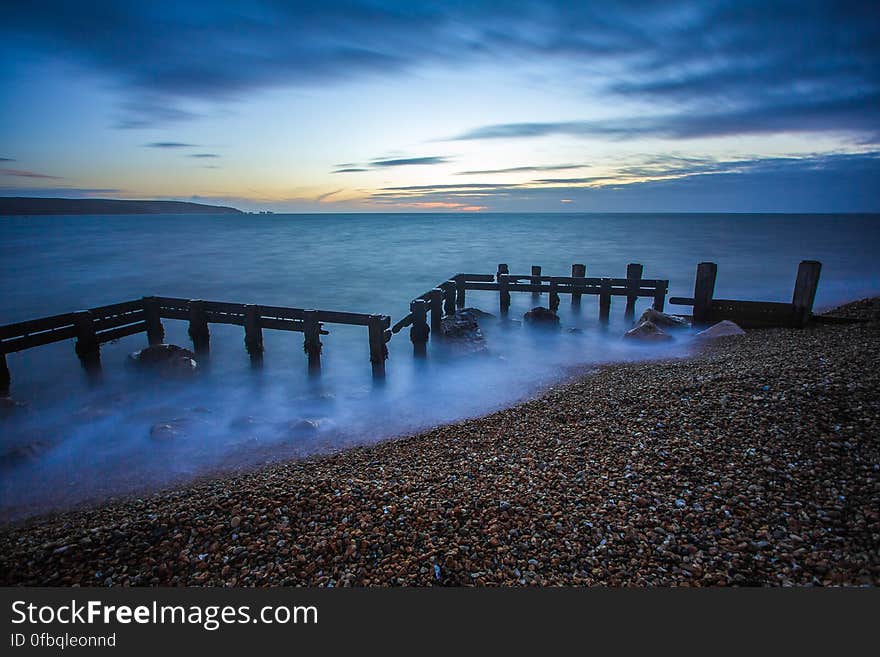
[0,197,243,216]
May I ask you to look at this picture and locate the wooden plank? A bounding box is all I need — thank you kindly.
[669,296,695,306]
[707,299,794,328]
[549,281,560,312]
[96,321,148,344]
[693,262,718,327]
[456,273,496,282]
[259,305,305,321]
[428,288,443,335]
[244,304,263,358]
[74,311,101,380]
[455,277,466,308]
[92,309,146,332]
[204,310,246,326]
[314,310,373,326]
[0,352,9,396]
[90,299,142,317]
[498,273,511,316]
[571,264,586,307]
[0,325,78,353]
[653,280,668,312]
[157,308,190,321]
[442,280,457,315]
[260,317,309,332]
[625,263,643,321]
[792,260,822,328]
[0,312,77,340]
[410,299,429,356]
[531,265,542,299]
[188,300,210,352]
[391,314,413,334]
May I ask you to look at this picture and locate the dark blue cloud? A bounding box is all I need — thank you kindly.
[370,152,880,212]
[332,168,369,173]
[456,164,583,175]
[371,156,449,167]
[189,153,219,158]
[0,168,62,180]
[3,1,876,139]
[144,142,197,148]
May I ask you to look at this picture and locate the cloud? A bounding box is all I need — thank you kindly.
[0,157,14,162]
[144,142,197,148]
[332,167,369,173]
[189,153,219,158]
[368,152,880,212]
[371,156,449,167]
[456,164,584,175]
[0,187,122,197]
[0,168,63,179]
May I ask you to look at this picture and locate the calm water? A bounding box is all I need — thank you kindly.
[1,212,879,519]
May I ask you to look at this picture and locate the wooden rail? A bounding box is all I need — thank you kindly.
[669,260,822,328]
[0,297,391,395]
[392,263,669,355]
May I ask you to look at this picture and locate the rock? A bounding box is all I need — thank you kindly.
[129,344,197,375]
[149,418,193,440]
[637,308,690,330]
[461,307,495,319]
[567,327,583,334]
[0,397,27,414]
[289,419,321,434]
[523,306,560,327]
[695,320,746,339]
[623,320,673,342]
[440,310,487,353]
[0,439,52,467]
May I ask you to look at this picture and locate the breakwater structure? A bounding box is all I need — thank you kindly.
[0,260,831,395]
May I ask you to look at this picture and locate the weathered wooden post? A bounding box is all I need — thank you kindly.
[1,352,10,397]
[302,310,322,373]
[410,299,429,357]
[368,314,388,378]
[531,265,542,299]
[625,263,643,321]
[549,280,560,313]
[496,263,509,279]
[599,279,611,324]
[693,262,718,326]
[653,280,668,312]
[571,264,586,307]
[428,288,443,336]
[792,260,822,328]
[244,304,263,363]
[455,276,466,309]
[188,300,210,353]
[142,296,165,345]
[443,281,457,316]
[498,274,511,316]
[73,310,101,380]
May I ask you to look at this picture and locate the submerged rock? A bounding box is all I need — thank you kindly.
[129,344,197,375]
[523,306,560,327]
[623,320,673,342]
[461,307,496,319]
[440,310,487,353]
[637,308,690,330]
[149,418,193,440]
[696,320,746,339]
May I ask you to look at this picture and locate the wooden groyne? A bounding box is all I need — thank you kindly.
[0,296,391,395]
[392,263,669,354]
[0,259,827,396]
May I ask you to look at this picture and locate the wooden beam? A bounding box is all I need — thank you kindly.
[428,288,443,335]
[142,296,165,345]
[625,263,643,321]
[243,304,263,362]
[792,260,822,328]
[455,277,466,308]
[531,265,542,299]
[599,279,611,324]
[692,262,718,327]
[498,273,511,316]
[571,264,586,307]
[410,298,429,357]
[303,310,322,373]
[442,280,457,315]
[73,310,101,381]
[549,280,560,313]
[368,314,388,378]
[653,280,668,312]
[1,352,9,397]
[188,300,210,353]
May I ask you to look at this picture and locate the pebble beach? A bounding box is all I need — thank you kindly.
[1,300,878,587]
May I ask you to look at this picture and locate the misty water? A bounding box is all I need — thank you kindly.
[1,212,879,520]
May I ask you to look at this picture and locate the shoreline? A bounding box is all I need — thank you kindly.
[1,301,877,586]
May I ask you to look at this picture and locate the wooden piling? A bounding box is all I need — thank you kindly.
[368,314,388,378]
[599,279,611,324]
[693,262,718,326]
[302,310,322,372]
[244,304,263,360]
[571,264,586,307]
[443,281,457,316]
[549,281,560,313]
[625,263,643,321]
[792,260,822,328]
[73,310,101,379]
[428,288,443,335]
[1,352,10,397]
[142,296,165,345]
[455,277,466,308]
[187,299,210,353]
[531,265,542,299]
[496,263,509,279]
[653,280,668,312]
[410,299,429,357]
[498,274,511,316]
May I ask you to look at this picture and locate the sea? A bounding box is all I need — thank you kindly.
[1,212,878,519]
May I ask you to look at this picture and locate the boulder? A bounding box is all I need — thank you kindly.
[129,344,197,375]
[637,308,690,329]
[623,320,673,342]
[523,306,560,327]
[461,307,496,319]
[695,320,746,339]
[440,310,487,353]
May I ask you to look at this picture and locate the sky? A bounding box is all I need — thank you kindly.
[0,0,878,213]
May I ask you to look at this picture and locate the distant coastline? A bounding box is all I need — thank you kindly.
[0,197,243,216]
